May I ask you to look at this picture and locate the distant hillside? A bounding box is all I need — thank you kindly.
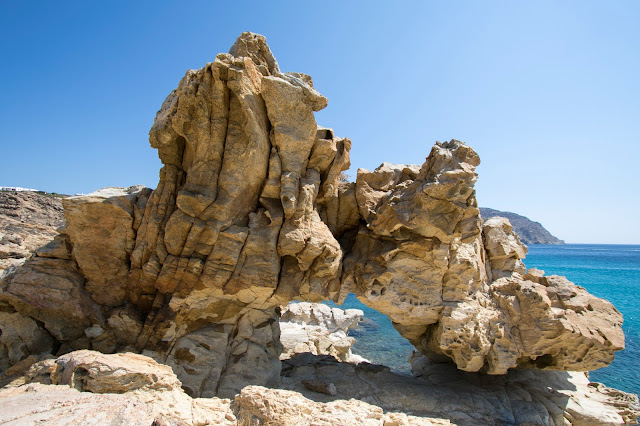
[479,208,564,245]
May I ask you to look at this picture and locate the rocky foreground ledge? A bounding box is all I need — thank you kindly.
[0,349,637,425]
[0,32,638,424]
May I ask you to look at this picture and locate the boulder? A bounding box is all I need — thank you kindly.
[0,351,236,425]
[50,350,182,393]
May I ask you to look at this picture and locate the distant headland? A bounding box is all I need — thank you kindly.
[480,207,564,245]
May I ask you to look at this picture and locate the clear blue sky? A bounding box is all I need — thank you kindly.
[1,1,638,244]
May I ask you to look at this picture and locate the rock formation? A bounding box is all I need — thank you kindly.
[0,190,65,274]
[0,350,451,425]
[279,302,366,363]
[3,350,635,424]
[0,30,628,415]
[480,207,565,245]
[282,352,638,425]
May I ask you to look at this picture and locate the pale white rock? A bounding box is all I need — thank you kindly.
[235,385,449,425]
[281,352,639,425]
[281,302,363,332]
[482,216,528,279]
[70,185,149,200]
[0,351,237,425]
[280,302,366,363]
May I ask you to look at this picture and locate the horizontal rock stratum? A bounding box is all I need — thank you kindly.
[0,32,626,402]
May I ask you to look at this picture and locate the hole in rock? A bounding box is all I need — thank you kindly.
[531,353,556,369]
[316,129,333,140]
[284,293,415,374]
[72,367,90,392]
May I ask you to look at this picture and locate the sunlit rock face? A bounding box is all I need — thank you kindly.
[0,32,624,397]
[279,302,365,363]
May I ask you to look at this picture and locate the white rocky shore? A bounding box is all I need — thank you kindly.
[279,302,368,364]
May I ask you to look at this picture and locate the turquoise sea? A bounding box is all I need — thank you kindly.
[329,244,640,396]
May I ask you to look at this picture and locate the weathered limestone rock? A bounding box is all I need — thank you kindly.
[0,351,237,425]
[1,351,455,426]
[0,191,64,274]
[235,385,449,425]
[64,186,152,307]
[279,302,365,363]
[0,256,101,343]
[281,302,363,332]
[0,311,54,372]
[50,350,182,393]
[342,141,623,375]
[490,273,625,371]
[0,31,628,415]
[482,216,527,279]
[1,351,636,425]
[281,352,639,425]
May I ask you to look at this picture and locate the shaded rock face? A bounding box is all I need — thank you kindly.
[0,32,625,398]
[0,191,65,274]
[282,352,639,425]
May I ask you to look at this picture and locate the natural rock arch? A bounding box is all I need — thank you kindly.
[0,32,624,398]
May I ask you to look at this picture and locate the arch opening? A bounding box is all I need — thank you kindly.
[281,293,415,374]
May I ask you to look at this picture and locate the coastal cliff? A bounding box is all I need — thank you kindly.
[0,33,637,424]
[480,207,565,245]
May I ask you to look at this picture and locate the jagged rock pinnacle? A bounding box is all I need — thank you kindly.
[0,33,625,400]
[229,32,280,76]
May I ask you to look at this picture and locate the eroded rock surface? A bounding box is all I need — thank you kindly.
[235,385,449,425]
[281,352,639,425]
[1,350,455,426]
[341,148,623,375]
[0,351,236,425]
[1,351,637,425]
[0,32,628,412]
[0,191,64,274]
[280,302,365,363]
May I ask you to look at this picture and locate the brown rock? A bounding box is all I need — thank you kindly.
[235,385,416,425]
[0,191,64,274]
[0,311,54,371]
[51,350,182,393]
[1,257,101,342]
[0,32,628,414]
[63,186,151,306]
